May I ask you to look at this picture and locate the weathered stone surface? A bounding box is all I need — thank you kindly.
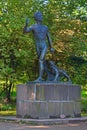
[17,84,28,101]
[16,83,81,119]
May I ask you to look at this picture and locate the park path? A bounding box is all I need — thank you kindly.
[0,121,87,130]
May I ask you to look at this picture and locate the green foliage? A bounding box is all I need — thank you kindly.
[81,89,87,112]
[0,98,16,116]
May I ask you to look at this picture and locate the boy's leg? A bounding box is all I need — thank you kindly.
[39,46,47,79]
[35,46,47,82]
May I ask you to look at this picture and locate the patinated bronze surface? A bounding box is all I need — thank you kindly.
[23,11,71,83]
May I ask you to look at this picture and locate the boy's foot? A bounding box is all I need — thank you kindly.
[34,77,44,82]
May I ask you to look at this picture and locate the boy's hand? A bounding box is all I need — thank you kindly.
[26,18,29,25]
[50,48,54,53]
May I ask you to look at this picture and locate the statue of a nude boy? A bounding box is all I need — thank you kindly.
[23,11,54,82]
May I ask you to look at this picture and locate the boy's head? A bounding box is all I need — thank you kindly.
[34,11,43,22]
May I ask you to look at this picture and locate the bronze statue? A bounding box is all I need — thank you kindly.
[23,11,71,83]
[23,11,54,82]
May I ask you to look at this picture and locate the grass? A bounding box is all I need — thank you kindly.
[0,110,16,116]
[81,112,87,117]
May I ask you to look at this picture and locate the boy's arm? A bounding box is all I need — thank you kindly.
[23,18,33,33]
[47,31,54,52]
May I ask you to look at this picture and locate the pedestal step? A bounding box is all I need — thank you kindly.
[17,100,81,119]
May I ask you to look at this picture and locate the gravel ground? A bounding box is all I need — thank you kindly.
[0,121,87,130]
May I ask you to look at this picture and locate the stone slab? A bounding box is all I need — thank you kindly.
[17,100,81,119]
[17,83,81,101]
[0,116,87,125]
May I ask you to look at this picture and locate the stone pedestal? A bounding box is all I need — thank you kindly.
[16,83,81,119]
